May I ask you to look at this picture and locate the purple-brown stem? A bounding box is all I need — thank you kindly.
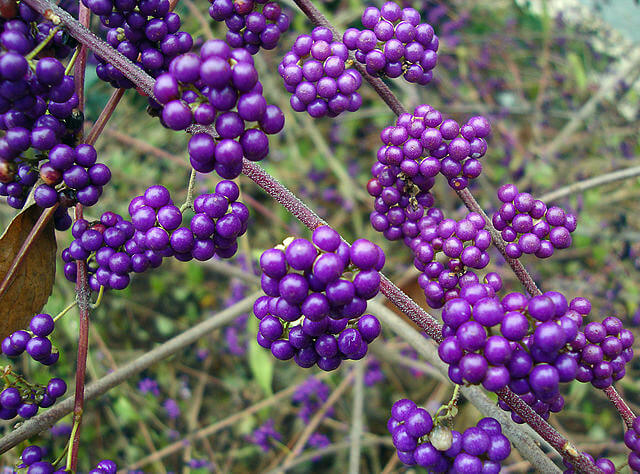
[73,5,90,117]
[17,0,612,470]
[85,88,126,146]
[604,386,636,429]
[70,203,90,472]
[69,5,91,470]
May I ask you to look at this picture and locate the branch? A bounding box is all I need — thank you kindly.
[604,386,636,429]
[0,292,260,454]
[85,88,126,146]
[265,437,392,474]
[68,5,91,468]
[538,163,640,203]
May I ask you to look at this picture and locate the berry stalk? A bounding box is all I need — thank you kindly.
[68,5,91,469]
[603,385,636,429]
[70,202,90,473]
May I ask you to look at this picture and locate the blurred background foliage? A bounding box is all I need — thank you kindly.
[1,0,640,471]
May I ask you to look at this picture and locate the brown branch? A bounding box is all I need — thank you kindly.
[85,88,126,146]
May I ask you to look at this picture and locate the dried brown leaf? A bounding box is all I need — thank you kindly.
[0,205,56,340]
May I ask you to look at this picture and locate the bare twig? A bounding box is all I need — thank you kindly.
[265,437,393,474]
[538,163,640,203]
[279,370,357,471]
[85,88,126,146]
[0,293,259,454]
[127,371,333,469]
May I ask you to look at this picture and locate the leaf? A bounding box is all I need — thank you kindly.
[567,52,587,93]
[248,315,274,397]
[0,204,56,340]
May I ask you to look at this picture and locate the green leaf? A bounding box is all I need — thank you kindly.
[248,315,274,396]
[567,52,587,93]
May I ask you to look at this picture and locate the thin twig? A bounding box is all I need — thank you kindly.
[85,88,126,146]
[127,371,333,469]
[279,370,357,471]
[538,163,640,203]
[69,204,90,472]
[264,437,393,474]
[69,9,91,460]
[0,293,260,454]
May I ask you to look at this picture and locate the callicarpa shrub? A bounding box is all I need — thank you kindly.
[0,0,637,471]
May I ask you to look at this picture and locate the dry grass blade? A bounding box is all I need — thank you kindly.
[0,204,56,340]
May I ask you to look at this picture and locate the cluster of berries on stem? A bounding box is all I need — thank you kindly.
[256,226,384,370]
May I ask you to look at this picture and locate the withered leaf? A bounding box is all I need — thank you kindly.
[0,204,56,340]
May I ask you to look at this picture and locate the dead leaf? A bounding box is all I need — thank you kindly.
[0,204,56,340]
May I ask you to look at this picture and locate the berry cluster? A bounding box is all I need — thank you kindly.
[84,0,193,90]
[256,226,384,370]
[0,3,77,57]
[572,316,634,389]
[279,27,363,118]
[367,157,435,242]
[625,417,640,472]
[63,182,248,291]
[208,0,290,54]
[374,104,490,194]
[2,313,59,364]
[439,289,634,423]
[0,314,67,421]
[0,48,85,214]
[18,444,117,473]
[493,184,577,259]
[388,399,511,472]
[33,143,111,208]
[410,211,494,307]
[152,40,284,177]
[343,2,438,85]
